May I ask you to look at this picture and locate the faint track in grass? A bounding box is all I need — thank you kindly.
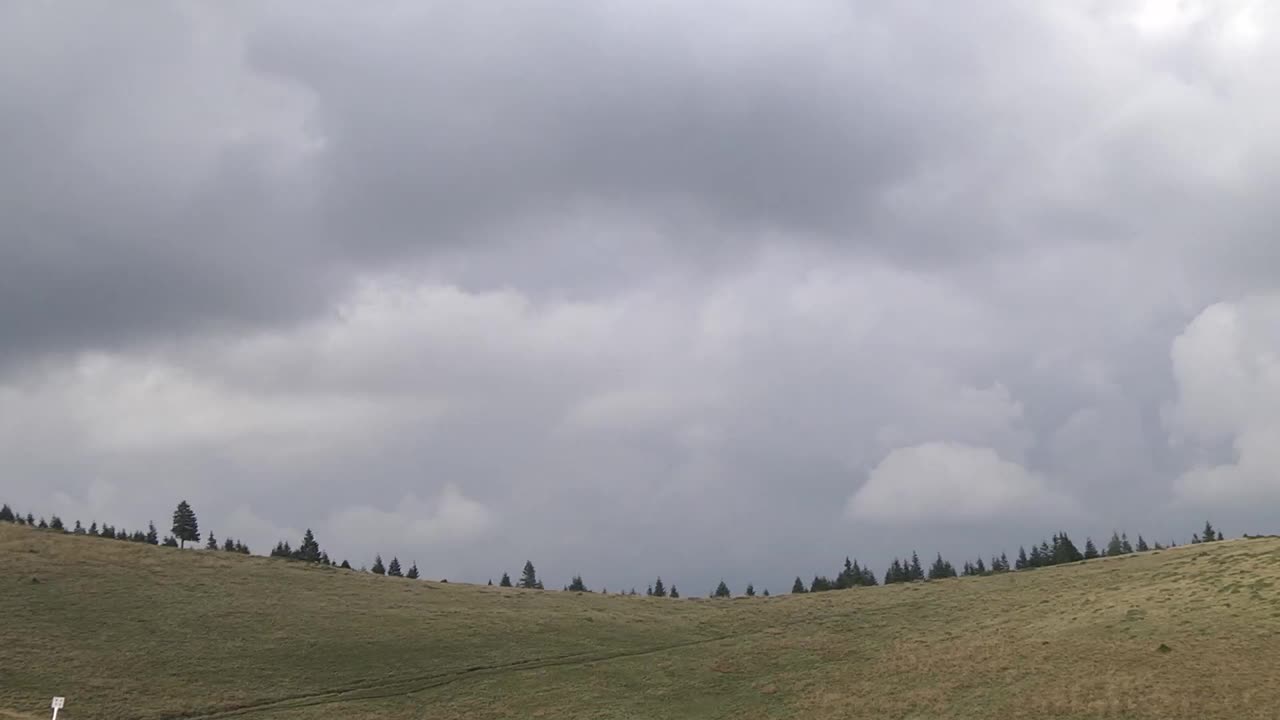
[159,629,753,720]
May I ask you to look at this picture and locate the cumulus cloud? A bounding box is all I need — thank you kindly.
[1168,296,1280,506]
[846,442,1078,524]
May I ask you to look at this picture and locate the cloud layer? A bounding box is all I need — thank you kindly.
[4,1,1280,591]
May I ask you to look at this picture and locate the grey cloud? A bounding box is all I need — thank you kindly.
[4,2,1280,593]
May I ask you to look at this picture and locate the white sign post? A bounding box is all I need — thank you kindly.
[50,697,65,720]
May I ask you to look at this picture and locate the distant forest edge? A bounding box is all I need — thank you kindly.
[0,500,1247,598]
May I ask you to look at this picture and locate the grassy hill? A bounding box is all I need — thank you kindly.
[3,524,1280,720]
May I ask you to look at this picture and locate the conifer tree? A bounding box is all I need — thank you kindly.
[371,554,386,575]
[653,577,667,597]
[909,552,924,581]
[223,537,235,552]
[1028,545,1042,567]
[162,535,179,547]
[568,575,588,592]
[1201,521,1216,543]
[1106,531,1124,557]
[206,533,217,550]
[302,530,324,562]
[0,504,12,522]
[646,585,654,597]
[499,572,512,587]
[811,575,834,592]
[670,585,679,598]
[1217,530,1224,541]
[26,513,35,525]
[713,580,731,598]
[976,557,987,575]
[50,516,64,531]
[171,501,200,548]
[340,559,351,569]
[519,560,539,589]
[1083,538,1099,559]
[73,520,85,535]
[115,528,128,540]
[792,576,807,593]
[131,530,146,542]
[387,557,403,577]
[928,553,957,580]
[15,513,25,525]
[745,583,756,597]
[38,517,48,529]
[146,521,159,545]
[1120,533,1133,554]
[406,563,419,580]
[1136,535,1149,552]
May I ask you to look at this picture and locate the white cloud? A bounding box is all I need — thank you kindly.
[1168,296,1280,506]
[846,442,1077,524]
[328,484,496,551]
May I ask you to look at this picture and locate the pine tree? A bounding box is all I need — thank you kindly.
[406,563,420,580]
[976,557,987,575]
[223,537,235,552]
[568,575,588,592]
[115,528,128,540]
[909,552,924,581]
[296,529,321,563]
[38,517,48,529]
[745,583,756,597]
[131,530,146,542]
[1202,521,1216,543]
[928,553,957,580]
[670,585,679,598]
[371,555,386,575]
[50,516,64,531]
[0,504,12,522]
[162,535,179,547]
[14,513,25,525]
[1136,535,1149,552]
[1082,538,1098,559]
[1217,530,1224,542]
[146,521,159,545]
[499,572,512,587]
[206,533,217,550]
[1120,533,1133,554]
[387,557,403,577]
[713,580,731,598]
[25,513,35,526]
[1028,545,1043,567]
[792,576,807,593]
[171,501,200,548]
[340,559,352,569]
[73,520,85,535]
[519,561,539,589]
[1106,531,1124,557]
[645,585,654,597]
[653,577,667,597]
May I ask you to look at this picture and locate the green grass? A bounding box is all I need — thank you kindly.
[3,524,1280,719]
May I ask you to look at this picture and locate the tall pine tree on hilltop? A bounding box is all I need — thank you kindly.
[713,580,731,598]
[296,529,322,563]
[499,572,513,587]
[387,557,403,577]
[1084,538,1099,559]
[652,577,666,597]
[792,577,807,593]
[669,585,679,598]
[406,563,420,580]
[171,500,200,548]
[146,521,159,545]
[519,560,539,589]
[206,533,217,550]
[0,504,13,522]
[371,554,386,575]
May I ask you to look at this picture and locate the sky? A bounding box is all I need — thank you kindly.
[3,0,1280,594]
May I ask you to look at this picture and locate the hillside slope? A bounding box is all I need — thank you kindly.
[3,524,1279,720]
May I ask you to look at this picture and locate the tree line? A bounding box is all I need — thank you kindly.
[0,500,1231,599]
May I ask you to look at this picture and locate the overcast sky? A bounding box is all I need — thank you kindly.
[3,0,1280,594]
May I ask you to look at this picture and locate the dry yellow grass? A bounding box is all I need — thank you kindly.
[3,523,1279,719]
